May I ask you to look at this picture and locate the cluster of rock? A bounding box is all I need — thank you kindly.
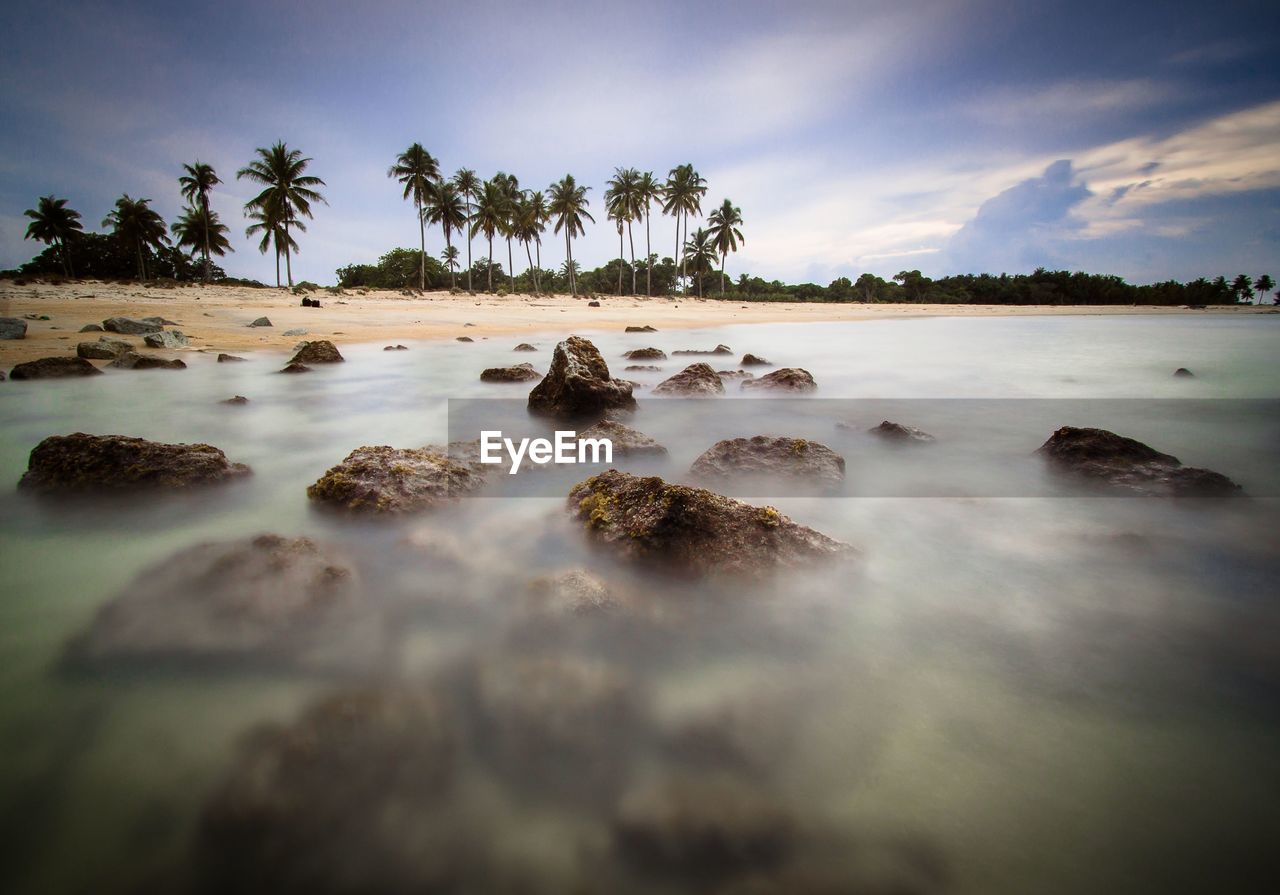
[673,344,733,356]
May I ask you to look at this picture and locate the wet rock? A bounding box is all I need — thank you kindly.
[624,347,667,360]
[217,353,245,363]
[690,436,845,483]
[741,353,771,366]
[568,470,853,576]
[19,433,250,492]
[307,444,488,514]
[288,340,343,364]
[142,330,189,349]
[741,368,817,393]
[1173,367,1194,377]
[279,362,311,374]
[247,316,272,327]
[625,364,661,372]
[653,363,726,396]
[0,370,4,381]
[66,534,373,669]
[456,335,474,342]
[103,316,162,335]
[867,420,935,443]
[528,335,637,419]
[588,300,601,307]
[673,344,733,356]
[0,318,29,339]
[383,344,408,351]
[525,569,618,615]
[76,337,133,360]
[109,351,186,370]
[717,369,755,381]
[9,356,103,380]
[220,395,249,405]
[579,419,668,455]
[1036,426,1243,497]
[626,325,658,333]
[78,323,104,333]
[513,342,537,351]
[480,362,540,383]
[141,316,180,326]
[282,328,308,337]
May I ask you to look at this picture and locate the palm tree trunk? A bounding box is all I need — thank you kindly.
[617,226,623,296]
[136,239,146,281]
[487,234,494,292]
[507,236,514,294]
[446,230,456,289]
[417,199,425,291]
[465,195,474,292]
[283,220,293,287]
[202,198,212,283]
[274,245,281,288]
[535,240,542,293]
[565,230,575,297]
[524,241,534,292]
[673,216,680,296]
[627,220,636,295]
[645,211,652,296]
[721,251,727,295]
[59,238,71,277]
[680,212,688,294]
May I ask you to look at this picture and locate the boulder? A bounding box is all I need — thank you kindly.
[103,316,162,335]
[282,328,308,337]
[65,534,372,669]
[527,335,637,418]
[588,300,601,307]
[142,330,188,349]
[690,436,845,483]
[513,343,537,351]
[9,356,103,380]
[866,420,935,443]
[626,325,658,333]
[1036,426,1243,497]
[578,419,668,455]
[568,470,853,576]
[717,369,755,381]
[673,344,733,356]
[741,368,817,393]
[307,444,488,514]
[0,317,28,340]
[653,363,725,396]
[624,347,667,360]
[216,353,245,363]
[456,336,474,342]
[740,353,771,366]
[141,316,180,326]
[18,433,250,492]
[625,364,661,372]
[279,362,311,374]
[480,362,540,383]
[524,569,618,616]
[0,370,4,381]
[76,337,133,360]
[383,344,409,351]
[288,340,343,364]
[78,323,104,333]
[1173,367,1194,377]
[108,352,186,370]
[220,395,249,405]
[247,316,272,327]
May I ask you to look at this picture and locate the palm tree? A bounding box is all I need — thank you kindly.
[387,143,440,291]
[662,164,707,294]
[605,171,631,295]
[171,205,233,275]
[244,199,299,288]
[23,195,83,277]
[237,142,326,288]
[178,161,222,282]
[1230,274,1254,304]
[1253,274,1274,305]
[513,193,542,293]
[471,179,507,293]
[424,180,467,290]
[706,198,745,295]
[493,172,521,294]
[635,171,661,296]
[102,195,169,281]
[682,227,717,298]
[452,169,480,292]
[441,244,460,278]
[548,175,594,297]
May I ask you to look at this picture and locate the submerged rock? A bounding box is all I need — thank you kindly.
[456,335,474,342]
[108,351,186,370]
[0,317,28,339]
[19,433,250,492]
[1173,367,1194,377]
[741,368,817,393]
[141,316,180,326]
[282,328,308,338]
[143,330,189,349]
[624,347,667,360]
[220,395,249,405]
[78,323,104,333]
[673,344,733,356]
[524,569,618,616]
[653,362,725,396]
[383,344,408,351]
[625,364,661,372]
[103,316,162,335]
[690,436,845,483]
[307,444,487,514]
[288,340,343,364]
[740,353,771,366]
[579,419,668,455]
[513,342,537,351]
[626,325,658,333]
[216,353,245,363]
[717,369,755,380]
[247,316,272,328]
[9,356,103,380]
[76,337,133,360]
[528,335,636,418]
[279,362,311,374]
[1036,426,1243,497]
[867,420,935,443]
[480,362,540,383]
[568,470,853,576]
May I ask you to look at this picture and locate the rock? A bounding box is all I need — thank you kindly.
[625,364,662,372]
[525,569,618,615]
[103,316,162,335]
[568,470,853,576]
[282,328,308,337]
[527,335,637,419]
[65,535,370,669]
[456,336,474,342]
[741,353,771,366]
[513,343,537,351]
[18,433,250,492]
[300,297,314,307]
[690,436,845,483]
[0,371,5,381]
[0,317,29,340]
[624,347,667,360]
[588,300,601,307]
[1036,426,1243,497]
[108,351,186,370]
[78,323,104,333]
[142,330,189,349]
[578,419,668,455]
[216,353,245,363]
[9,356,103,380]
[653,363,725,396]
[867,420,935,443]
[1173,367,1194,377]
[279,362,311,374]
[717,369,755,380]
[220,395,249,405]
[612,778,795,882]
[673,344,733,356]
[307,444,488,514]
[741,368,817,393]
[76,337,133,360]
[383,344,408,351]
[141,316,180,326]
[626,325,658,333]
[288,340,343,364]
[247,316,272,327]
[480,362,540,383]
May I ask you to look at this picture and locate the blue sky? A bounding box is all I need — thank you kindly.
[1,0,1277,286]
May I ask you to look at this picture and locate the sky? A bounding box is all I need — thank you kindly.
[1,0,1277,287]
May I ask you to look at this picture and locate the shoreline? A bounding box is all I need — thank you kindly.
[1,281,1274,366]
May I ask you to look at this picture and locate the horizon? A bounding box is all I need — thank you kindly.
[2,0,1278,287]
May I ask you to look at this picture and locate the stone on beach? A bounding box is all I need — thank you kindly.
[307,444,488,514]
[78,323,104,333]
[741,368,817,392]
[103,316,162,335]
[109,351,186,370]
[690,436,845,483]
[279,362,311,374]
[217,353,245,363]
[480,362,540,383]
[288,340,343,364]
[624,347,667,360]
[9,356,103,380]
[741,353,771,366]
[143,330,189,349]
[18,432,250,492]
[76,337,133,359]
[513,342,537,351]
[527,335,636,418]
[247,316,272,328]
[578,418,668,455]
[866,420,936,443]
[0,317,29,339]
[653,362,725,396]
[1036,426,1242,497]
[673,344,733,356]
[626,325,658,333]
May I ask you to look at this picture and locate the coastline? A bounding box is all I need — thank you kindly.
[1,280,1274,366]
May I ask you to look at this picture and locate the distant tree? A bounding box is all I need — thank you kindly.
[635,171,661,296]
[1253,274,1274,305]
[178,161,222,281]
[23,195,83,277]
[171,205,233,267]
[102,195,169,281]
[548,174,594,297]
[441,244,460,277]
[424,179,467,290]
[893,269,933,302]
[244,200,297,288]
[1230,274,1254,304]
[452,169,480,292]
[237,142,326,287]
[387,143,441,291]
[521,190,549,292]
[682,227,717,298]
[662,163,707,293]
[706,198,745,295]
[471,179,507,293]
[512,192,543,293]
[605,169,633,295]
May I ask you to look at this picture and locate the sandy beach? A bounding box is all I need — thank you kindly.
[0,280,1273,366]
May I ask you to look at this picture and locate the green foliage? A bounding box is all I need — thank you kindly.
[335,247,447,289]
[20,231,225,281]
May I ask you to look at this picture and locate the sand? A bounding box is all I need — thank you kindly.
[0,280,1272,366]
